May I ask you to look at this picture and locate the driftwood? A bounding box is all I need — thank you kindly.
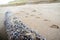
[4,11,46,40]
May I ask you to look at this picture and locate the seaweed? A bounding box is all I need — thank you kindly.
[4,11,46,40]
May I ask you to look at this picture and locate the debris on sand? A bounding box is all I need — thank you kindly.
[30,14,35,16]
[36,16,40,18]
[50,24,59,29]
[44,19,49,21]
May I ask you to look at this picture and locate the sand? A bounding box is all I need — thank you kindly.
[0,3,60,40]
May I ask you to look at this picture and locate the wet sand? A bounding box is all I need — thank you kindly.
[0,3,60,40]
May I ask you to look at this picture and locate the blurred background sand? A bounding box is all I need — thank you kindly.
[0,3,60,40]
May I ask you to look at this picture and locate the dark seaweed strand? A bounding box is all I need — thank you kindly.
[12,17,46,40]
[4,11,46,40]
[5,11,20,40]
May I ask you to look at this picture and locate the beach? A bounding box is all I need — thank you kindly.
[0,3,60,40]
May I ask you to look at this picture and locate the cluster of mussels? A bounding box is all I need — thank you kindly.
[4,11,46,40]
